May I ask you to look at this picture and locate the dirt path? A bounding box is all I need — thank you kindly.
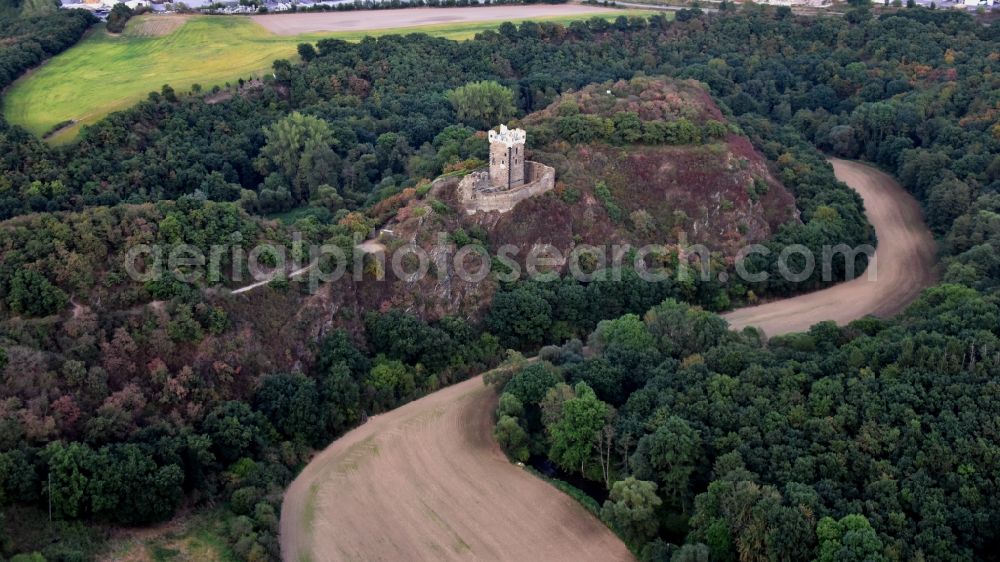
[280,159,937,561]
[230,260,318,295]
[279,374,631,562]
[252,5,619,35]
[722,158,938,335]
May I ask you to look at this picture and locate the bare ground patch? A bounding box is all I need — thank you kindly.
[252,5,618,35]
[125,15,190,38]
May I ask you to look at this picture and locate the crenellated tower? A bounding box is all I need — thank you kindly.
[488,125,526,190]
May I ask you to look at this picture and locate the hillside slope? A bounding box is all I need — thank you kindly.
[487,77,799,255]
[280,159,936,562]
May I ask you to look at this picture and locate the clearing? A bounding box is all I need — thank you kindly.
[280,159,938,562]
[3,7,645,143]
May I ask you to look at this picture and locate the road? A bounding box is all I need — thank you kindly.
[280,159,938,561]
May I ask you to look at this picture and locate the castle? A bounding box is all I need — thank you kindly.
[458,125,555,214]
[488,125,526,189]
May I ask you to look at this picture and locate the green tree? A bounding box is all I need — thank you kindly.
[631,416,702,509]
[253,373,322,444]
[816,514,887,562]
[505,363,561,408]
[105,3,133,34]
[588,314,654,356]
[89,444,184,524]
[644,299,728,358]
[9,553,46,562]
[318,361,362,436]
[297,42,317,62]
[256,112,339,203]
[446,80,516,130]
[44,442,92,519]
[202,401,270,464]
[7,270,67,317]
[366,358,415,411]
[546,383,610,475]
[494,415,530,462]
[600,477,662,545]
[497,392,524,419]
[486,286,553,349]
[926,178,972,234]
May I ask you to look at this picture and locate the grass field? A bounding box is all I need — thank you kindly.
[3,9,653,143]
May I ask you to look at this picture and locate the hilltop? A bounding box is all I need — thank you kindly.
[389,77,798,274]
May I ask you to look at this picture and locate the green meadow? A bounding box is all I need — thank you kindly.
[3,10,653,143]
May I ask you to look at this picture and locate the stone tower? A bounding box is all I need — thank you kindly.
[488,125,526,190]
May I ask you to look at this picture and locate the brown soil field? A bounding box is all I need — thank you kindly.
[723,158,939,335]
[125,14,190,37]
[252,5,619,35]
[280,375,632,561]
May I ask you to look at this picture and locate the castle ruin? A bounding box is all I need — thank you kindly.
[459,125,555,214]
[488,125,526,189]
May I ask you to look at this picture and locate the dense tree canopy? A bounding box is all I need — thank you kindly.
[493,289,1000,561]
[1,4,999,561]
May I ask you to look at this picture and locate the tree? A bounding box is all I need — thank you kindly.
[89,444,184,524]
[497,392,524,419]
[7,269,67,317]
[366,358,415,411]
[446,80,516,130]
[105,3,134,34]
[600,477,662,545]
[318,361,361,436]
[631,416,701,509]
[588,314,654,356]
[505,363,561,408]
[253,373,322,444]
[816,514,887,562]
[297,42,317,62]
[202,401,269,464]
[644,299,728,359]
[256,112,339,204]
[926,178,972,234]
[546,383,610,475]
[494,415,530,462]
[43,442,92,519]
[486,286,553,349]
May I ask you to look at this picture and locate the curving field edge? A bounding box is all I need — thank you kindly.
[279,159,939,562]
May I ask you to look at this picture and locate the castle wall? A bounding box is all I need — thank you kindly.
[459,161,555,214]
[510,144,524,187]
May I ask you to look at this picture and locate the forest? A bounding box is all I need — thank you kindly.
[490,286,1000,561]
[0,2,998,561]
[0,8,95,91]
